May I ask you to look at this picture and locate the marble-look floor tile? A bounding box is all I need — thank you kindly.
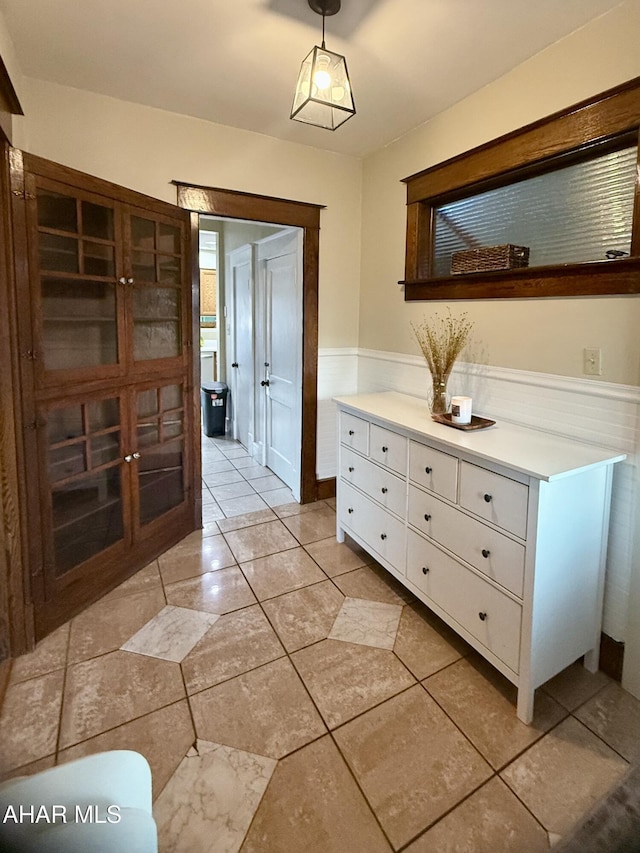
[67,585,166,664]
[393,602,469,680]
[191,657,326,759]
[202,500,226,522]
[324,497,336,510]
[334,685,492,849]
[405,776,549,852]
[0,754,57,785]
[223,520,298,562]
[334,563,414,606]
[574,681,640,763]
[9,622,69,684]
[304,534,370,577]
[281,506,337,544]
[58,700,195,801]
[542,661,611,711]
[59,650,185,749]
[216,508,277,534]
[103,561,163,602]
[328,597,402,650]
[121,605,220,662]
[291,639,415,728]
[260,487,295,507]
[240,547,326,600]
[235,462,271,478]
[201,459,235,475]
[273,500,331,519]
[240,735,392,853]
[218,494,269,518]
[261,581,345,652]
[501,716,629,835]
[219,445,251,460]
[202,469,244,487]
[154,739,276,853]
[424,655,567,769]
[0,670,65,772]
[248,474,285,493]
[158,531,237,585]
[165,566,257,615]
[181,605,284,694]
[211,480,257,501]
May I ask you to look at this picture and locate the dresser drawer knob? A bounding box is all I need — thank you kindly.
[481,549,490,558]
[348,430,355,436]
[348,507,354,514]
[424,513,431,522]
[348,466,354,472]
[422,566,429,575]
[380,533,387,540]
[425,466,432,474]
[382,445,388,452]
[381,487,388,494]
[478,611,487,621]
[484,493,492,503]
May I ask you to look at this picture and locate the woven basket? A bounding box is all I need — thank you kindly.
[451,244,530,275]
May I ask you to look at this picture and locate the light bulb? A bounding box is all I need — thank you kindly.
[313,54,332,90]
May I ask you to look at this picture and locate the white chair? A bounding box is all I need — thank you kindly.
[0,750,157,852]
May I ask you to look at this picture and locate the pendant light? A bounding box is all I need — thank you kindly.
[290,0,356,130]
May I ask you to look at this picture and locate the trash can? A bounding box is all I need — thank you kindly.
[201,382,228,437]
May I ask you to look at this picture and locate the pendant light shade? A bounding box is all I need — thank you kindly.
[290,0,355,130]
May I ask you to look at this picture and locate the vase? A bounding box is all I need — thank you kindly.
[430,372,450,415]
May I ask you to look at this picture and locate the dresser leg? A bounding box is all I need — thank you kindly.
[584,646,600,673]
[336,525,345,544]
[517,686,535,725]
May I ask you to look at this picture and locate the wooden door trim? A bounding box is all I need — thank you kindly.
[175,183,324,504]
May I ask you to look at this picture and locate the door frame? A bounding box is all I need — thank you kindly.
[175,183,324,504]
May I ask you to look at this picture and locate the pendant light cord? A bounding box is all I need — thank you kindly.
[321,12,326,49]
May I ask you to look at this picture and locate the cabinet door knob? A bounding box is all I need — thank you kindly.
[382,445,388,452]
[424,513,431,521]
[348,430,354,436]
[347,507,353,513]
[132,452,141,460]
[381,487,388,494]
[478,611,487,621]
[425,466,432,474]
[118,276,127,285]
[484,493,492,503]
[231,362,239,368]
[481,548,490,558]
[422,566,429,575]
[124,454,133,463]
[348,466,354,472]
[127,277,134,285]
[380,533,387,540]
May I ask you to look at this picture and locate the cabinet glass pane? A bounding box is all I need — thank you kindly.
[49,444,86,483]
[133,287,180,361]
[48,404,84,443]
[433,144,637,276]
[131,216,155,249]
[88,398,120,430]
[41,278,118,370]
[158,223,180,254]
[83,240,115,277]
[137,388,159,418]
[91,433,121,467]
[82,201,114,241]
[163,413,183,440]
[37,191,77,233]
[138,422,159,448]
[138,440,184,526]
[39,233,79,273]
[158,256,181,285]
[52,468,123,576]
[162,385,182,410]
[132,251,156,282]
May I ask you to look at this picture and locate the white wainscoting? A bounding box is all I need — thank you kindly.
[318,347,640,643]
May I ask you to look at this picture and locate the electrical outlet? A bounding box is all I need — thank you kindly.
[583,347,602,376]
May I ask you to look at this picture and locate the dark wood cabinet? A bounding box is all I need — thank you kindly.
[12,154,196,638]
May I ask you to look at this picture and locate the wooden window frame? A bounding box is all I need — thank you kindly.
[401,76,640,301]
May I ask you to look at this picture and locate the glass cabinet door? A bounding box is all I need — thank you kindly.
[134,381,187,530]
[126,209,186,366]
[28,178,123,380]
[42,394,126,581]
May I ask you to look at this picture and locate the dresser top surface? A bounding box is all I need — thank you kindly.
[334,392,626,481]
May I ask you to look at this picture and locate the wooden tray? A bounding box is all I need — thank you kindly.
[431,413,496,430]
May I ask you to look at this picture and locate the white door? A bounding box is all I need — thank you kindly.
[228,245,253,449]
[256,229,303,500]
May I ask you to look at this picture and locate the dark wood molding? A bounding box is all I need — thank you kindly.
[599,632,624,682]
[316,477,336,501]
[401,77,640,301]
[177,182,324,504]
[0,53,23,117]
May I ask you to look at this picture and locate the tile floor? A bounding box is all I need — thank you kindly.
[1,435,639,851]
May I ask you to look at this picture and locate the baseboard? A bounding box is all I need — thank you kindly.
[0,658,11,707]
[316,477,336,501]
[599,632,624,682]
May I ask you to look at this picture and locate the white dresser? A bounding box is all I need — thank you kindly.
[334,392,626,723]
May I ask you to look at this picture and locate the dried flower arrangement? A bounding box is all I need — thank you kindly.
[411,310,474,413]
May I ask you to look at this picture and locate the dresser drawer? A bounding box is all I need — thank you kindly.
[339,412,369,455]
[409,441,458,502]
[407,487,525,598]
[459,462,528,539]
[340,481,406,572]
[340,447,406,518]
[407,531,521,672]
[369,425,407,476]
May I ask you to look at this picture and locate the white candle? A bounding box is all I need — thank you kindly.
[451,396,472,425]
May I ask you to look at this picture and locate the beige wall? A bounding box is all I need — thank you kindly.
[359,0,640,386]
[13,78,363,350]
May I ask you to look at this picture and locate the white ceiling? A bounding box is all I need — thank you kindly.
[0,0,625,158]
